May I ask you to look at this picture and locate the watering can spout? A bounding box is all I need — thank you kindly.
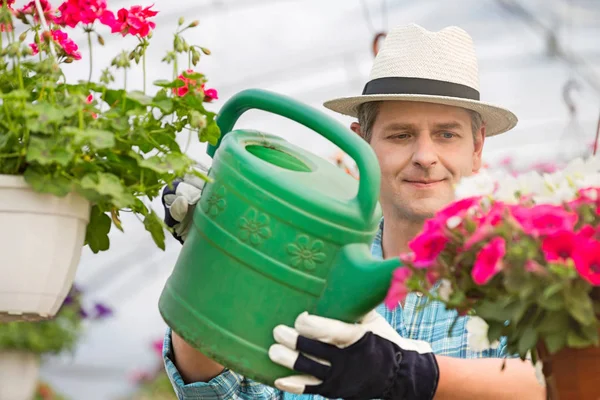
[315,243,403,323]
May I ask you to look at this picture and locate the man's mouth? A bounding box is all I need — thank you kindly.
[403,179,445,187]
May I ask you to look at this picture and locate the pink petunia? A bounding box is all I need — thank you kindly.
[542,230,578,262]
[408,230,448,268]
[510,204,578,237]
[472,237,506,285]
[572,240,600,286]
[384,267,412,308]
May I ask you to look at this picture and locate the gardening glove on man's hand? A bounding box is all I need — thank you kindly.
[162,168,208,244]
[269,309,439,400]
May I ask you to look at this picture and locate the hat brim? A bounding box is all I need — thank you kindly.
[323,94,518,137]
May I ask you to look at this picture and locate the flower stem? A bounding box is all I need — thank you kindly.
[87,29,93,84]
[142,48,146,94]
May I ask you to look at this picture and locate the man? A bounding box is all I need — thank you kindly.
[161,24,546,399]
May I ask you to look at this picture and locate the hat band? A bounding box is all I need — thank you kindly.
[362,77,480,100]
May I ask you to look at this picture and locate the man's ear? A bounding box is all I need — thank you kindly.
[472,124,486,173]
[350,122,362,136]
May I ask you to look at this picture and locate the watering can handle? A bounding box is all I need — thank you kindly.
[207,89,380,220]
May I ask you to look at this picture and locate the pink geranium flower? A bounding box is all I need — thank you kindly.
[45,29,81,60]
[56,0,113,27]
[17,0,58,23]
[472,237,506,285]
[173,69,219,101]
[104,5,158,38]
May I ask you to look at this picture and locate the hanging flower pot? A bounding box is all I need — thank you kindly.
[0,350,40,400]
[537,329,600,399]
[0,0,219,321]
[0,175,90,321]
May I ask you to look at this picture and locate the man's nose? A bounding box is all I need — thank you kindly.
[411,135,439,169]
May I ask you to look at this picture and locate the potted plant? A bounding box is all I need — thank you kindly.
[0,0,220,321]
[385,155,600,399]
[0,285,112,400]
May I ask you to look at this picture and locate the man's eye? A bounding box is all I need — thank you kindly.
[390,133,410,139]
[440,132,456,139]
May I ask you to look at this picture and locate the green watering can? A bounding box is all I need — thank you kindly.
[158,89,401,386]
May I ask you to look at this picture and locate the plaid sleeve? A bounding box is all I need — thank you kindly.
[162,328,282,400]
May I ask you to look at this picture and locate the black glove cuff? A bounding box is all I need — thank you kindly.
[383,342,440,400]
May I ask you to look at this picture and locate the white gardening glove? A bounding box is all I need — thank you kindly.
[268,310,439,400]
[161,168,207,243]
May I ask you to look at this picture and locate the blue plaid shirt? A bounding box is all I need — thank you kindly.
[162,221,508,399]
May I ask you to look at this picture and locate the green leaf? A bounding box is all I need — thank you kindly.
[152,90,174,113]
[201,120,221,145]
[143,209,165,250]
[544,331,567,354]
[80,172,135,208]
[567,329,596,349]
[487,320,505,343]
[85,205,111,253]
[1,89,29,100]
[139,153,192,174]
[77,129,115,149]
[565,285,596,325]
[127,90,153,106]
[26,137,72,166]
[536,311,570,334]
[538,285,565,311]
[0,132,16,151]
[518,326,538,356]
[153,79,185,89]
[23,167,73,197]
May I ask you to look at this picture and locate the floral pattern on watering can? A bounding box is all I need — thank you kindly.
[237,208,272,246]
[286,234,327,273]
[201,185,227,218]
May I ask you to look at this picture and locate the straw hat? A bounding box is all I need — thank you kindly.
[323,24,518,136]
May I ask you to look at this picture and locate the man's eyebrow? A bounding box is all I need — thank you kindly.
[433,121,465,130]
[382,123,417,132]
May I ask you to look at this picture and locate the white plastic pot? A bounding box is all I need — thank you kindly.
[0,175,90,322]
[0,351,40,400]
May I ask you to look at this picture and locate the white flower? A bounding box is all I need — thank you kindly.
[454,170,496,200]
[466,316,500,352]
[437,279,453,302]
[535,360,546,387]
[446,216,462,229]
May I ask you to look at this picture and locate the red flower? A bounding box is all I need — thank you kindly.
[105,5,158,38]
[472,237,506,285]
[542,230,577,262]
[17,0,57,24]
[56,0,113,28]
[573,240,600,286]
[48,29,81,60]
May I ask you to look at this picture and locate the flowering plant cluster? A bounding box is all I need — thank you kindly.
[385,156,600,363]
[0,284,112,354]
[0,0,219,252]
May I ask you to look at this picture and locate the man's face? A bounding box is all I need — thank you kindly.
[359,101,485,222]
